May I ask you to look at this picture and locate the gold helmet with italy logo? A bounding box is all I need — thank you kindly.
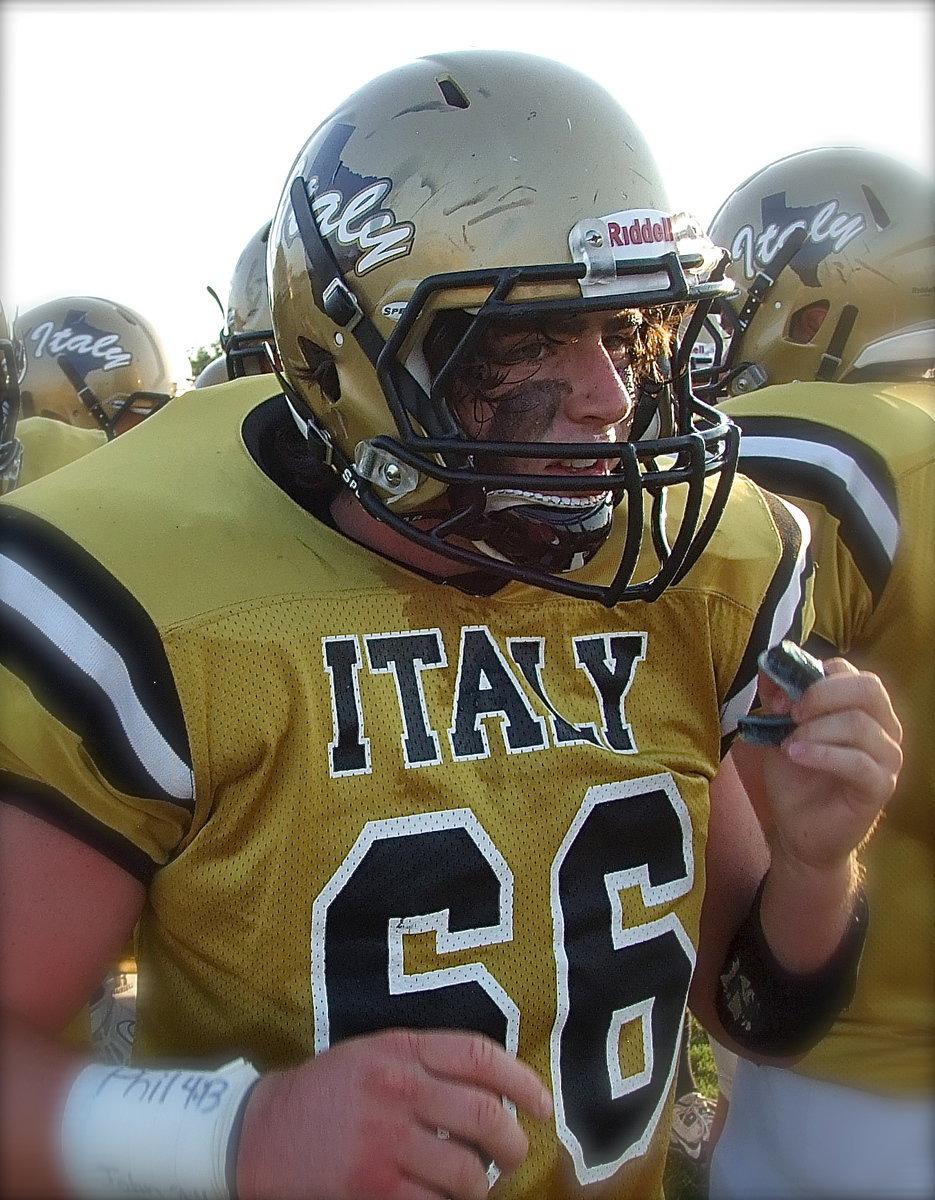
[703,146,935,397]
[15,296,175,438]
[268,50,738,604]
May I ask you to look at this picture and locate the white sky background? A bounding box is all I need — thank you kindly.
[2,0,932,387]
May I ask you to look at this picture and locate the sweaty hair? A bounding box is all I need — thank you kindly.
[423,306,681,415]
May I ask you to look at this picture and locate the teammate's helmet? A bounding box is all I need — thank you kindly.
[222,222,276,378]
[268,50,738,605]
[1,302,25,493]
[15,296,175,438]
[703,147,935,396]
[194,354,231,389]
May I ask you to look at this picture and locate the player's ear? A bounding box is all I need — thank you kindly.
[788,301,830,345]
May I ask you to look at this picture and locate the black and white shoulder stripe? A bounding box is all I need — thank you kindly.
[734,415,898,604]
[0,507,194,809]
[0,769,160,883]
[720,489,813,750]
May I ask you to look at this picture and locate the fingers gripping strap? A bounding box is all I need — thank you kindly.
[60,1058,260,1198]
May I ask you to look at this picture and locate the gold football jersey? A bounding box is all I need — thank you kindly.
[14,415,107,488]
[1,375,811,1198]
[723,380,935,1095]
[10,413,119,1053]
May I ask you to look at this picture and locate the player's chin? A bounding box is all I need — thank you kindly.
[113,411,151,435]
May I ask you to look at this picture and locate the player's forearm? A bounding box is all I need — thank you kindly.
[713,851,868,1061]
[759,848,861,974]
[2,1016,263,1200]
[0,1016,87,1198]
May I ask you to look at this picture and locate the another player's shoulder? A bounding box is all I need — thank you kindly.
[701,467,809,579]
[15,416,107,487]
[664,470,812,673]
[0,376,379,631]
[4,374,283,514]
[874,381,935,467]
[122,371,285,451]
[724,380,935,472]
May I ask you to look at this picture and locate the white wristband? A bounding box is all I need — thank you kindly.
[60,1057,260,1199]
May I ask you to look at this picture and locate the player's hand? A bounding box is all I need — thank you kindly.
[235,1027,553,1200]
[750,655,902,871]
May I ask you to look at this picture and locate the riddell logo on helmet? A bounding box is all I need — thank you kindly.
[607,215,675,248]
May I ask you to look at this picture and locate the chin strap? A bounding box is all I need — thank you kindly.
[734,226,809,337]
[816,304,859,381]
[449,487,615,574]
[712,225,813,399]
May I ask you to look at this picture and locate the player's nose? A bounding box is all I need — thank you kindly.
[561,335,633,431]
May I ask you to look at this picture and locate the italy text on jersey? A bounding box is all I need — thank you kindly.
[323,627,648,775]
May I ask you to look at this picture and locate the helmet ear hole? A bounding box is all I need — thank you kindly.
[788,300,829,345]
[298,336,340,403]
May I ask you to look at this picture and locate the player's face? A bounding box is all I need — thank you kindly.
[111,405,149,436]
[108,394,169,437]
[449,310,637,483]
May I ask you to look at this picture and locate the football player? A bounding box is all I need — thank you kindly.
[3,299,104,488]
[701,146,935,1199]
[15,295,175,438]
[3,403,134,1064]
[0,57,901,1200]
[0,303,24,495]
[195,222,278,387]
[5,297,155,1063]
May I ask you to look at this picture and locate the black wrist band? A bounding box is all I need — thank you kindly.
[715,874,869,1056]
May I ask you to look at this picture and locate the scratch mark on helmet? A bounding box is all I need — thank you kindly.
[443,187,500,217]
[393,102,448,118]
[466,199,536,227]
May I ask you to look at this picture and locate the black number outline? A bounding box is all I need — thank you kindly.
[310,774,694,1186]
[551,774,695,1182]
